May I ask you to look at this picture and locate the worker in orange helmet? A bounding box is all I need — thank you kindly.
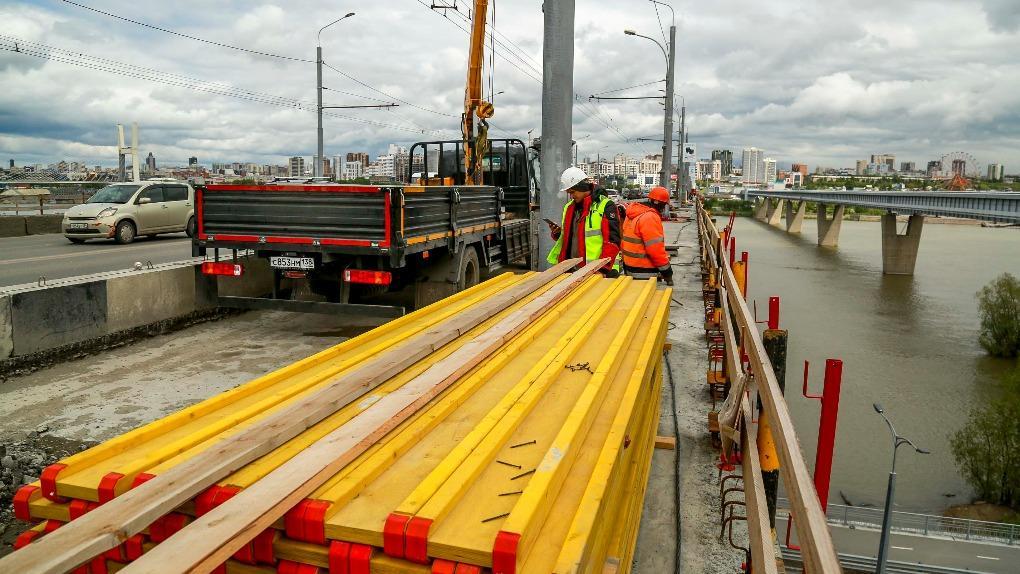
[621,186,673,285]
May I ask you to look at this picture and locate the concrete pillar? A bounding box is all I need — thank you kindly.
[785,200,806,233]
[754,197,769,221]
[817,204,844,247]
[766,198,785,226]
[881,213,924,275]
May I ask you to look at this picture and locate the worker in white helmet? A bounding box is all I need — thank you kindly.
[545,167,621,275]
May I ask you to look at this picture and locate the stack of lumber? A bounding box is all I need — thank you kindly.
[5,265,671,574]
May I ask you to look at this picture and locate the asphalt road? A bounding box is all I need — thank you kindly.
[0,232,193,288]
[779,515,1017,572]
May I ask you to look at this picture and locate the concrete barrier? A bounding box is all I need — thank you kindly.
[0,216,27,238]
[25,214,64,235]
[0,258,276,368]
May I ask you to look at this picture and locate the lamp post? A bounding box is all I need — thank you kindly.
[873,403,930,574]
[624,5,675,188]
[316,12,356,178]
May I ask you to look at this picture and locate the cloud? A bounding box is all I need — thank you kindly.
[0,0,1018,173]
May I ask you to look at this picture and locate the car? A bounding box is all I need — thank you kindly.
[63,180,196,244]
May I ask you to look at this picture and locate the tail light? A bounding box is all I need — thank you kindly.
[344,269,391,285]
[202,262,244,276]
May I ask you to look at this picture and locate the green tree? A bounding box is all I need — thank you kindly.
[977,273,1020,357]
[951,369,1020,508]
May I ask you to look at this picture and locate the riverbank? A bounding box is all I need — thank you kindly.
[945,502,1020,524]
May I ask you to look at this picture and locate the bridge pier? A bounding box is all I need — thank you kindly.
[754,197,769,221]
[784,200,806,233]
[881,213,924,275]
[817,204,844,247]
[766,198,785,226]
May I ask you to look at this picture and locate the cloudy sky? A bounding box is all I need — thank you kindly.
[1,0,1018,172]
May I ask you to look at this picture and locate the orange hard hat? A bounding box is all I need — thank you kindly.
[648,186,670,203]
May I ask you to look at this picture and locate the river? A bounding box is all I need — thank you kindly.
[733,217,1020,513]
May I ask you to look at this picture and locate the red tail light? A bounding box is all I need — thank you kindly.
[344,269,392,285]
[202,262,244,276]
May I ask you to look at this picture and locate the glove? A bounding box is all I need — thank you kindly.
[602,268,620,279]
[660,266,674,286]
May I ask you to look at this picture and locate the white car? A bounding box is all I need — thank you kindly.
[63,180,196,244]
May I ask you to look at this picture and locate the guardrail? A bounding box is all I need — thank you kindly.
[697,202,841,572]
[778,498,1020,546]
[780,546,992,574]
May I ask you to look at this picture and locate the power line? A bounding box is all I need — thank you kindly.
[321,61,458,118]
[590,79,665,96]
[58,0,313,63]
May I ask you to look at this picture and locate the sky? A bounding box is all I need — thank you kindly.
[1,0,1018,172]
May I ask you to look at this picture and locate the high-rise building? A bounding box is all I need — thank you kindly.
[346,152,370,168]
[332,155,343,179]
[188,156,198,167]
[711,149,733,176]
[8,159,13,169]
[871,154,896,172]
[763,158,777,185]
[900,161,916,173]
[341,161,365,180]
[695,160,722,181]
[289,156,305,177]
[790,163,808,177]
[741,147,764,184]
[144,152,156,173]
[926,160,942,177]
[987,163,1004,181]
[856,160,867,175]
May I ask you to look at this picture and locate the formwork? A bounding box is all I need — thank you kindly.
[11,272,671,574]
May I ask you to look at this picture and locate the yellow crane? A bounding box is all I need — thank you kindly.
[462,0,494,185]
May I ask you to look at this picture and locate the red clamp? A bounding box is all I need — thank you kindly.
[43,519,64,533]
[404,516,433,564]
[432,559,457,574]
[383,513,410,557]
[40,463,69,503]
[124,534,146,561]
[285,499,331,544]
[194,485,241,516]
[90,556,110,574]
[98,472,125,504]
[69,499,99,520]
[131,473,157,488]
[253,528,277,565]
[13,484,39,522]
[455,565,482,574]
[491,531,521,574]
[14,529,41,550]
[149,512,189,543]
[278,559,323,574]
[329,540,351,574]
[349,543,373,574]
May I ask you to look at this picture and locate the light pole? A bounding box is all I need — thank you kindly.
[317,12,356,178]
[625,3,675,188]
[873,403,930,574]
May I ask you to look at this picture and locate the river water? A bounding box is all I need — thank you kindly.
[733,217,1020,513]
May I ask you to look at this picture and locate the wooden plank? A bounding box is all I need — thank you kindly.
[0,259,584,574]
[653,436,676,450]
[120,259,608,574]
[740,396,779,574]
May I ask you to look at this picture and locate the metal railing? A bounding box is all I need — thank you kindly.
[778,497,1020,546]
[780,546,993,574]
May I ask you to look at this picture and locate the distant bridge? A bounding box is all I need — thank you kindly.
[744,190,1020,275]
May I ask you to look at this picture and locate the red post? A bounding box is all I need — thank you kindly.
[740,251,749,297]
[813,359,843,511]
[729,237,736,267]
[767,296,780,330]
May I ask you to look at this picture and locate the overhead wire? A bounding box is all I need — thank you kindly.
[590,79,666,97]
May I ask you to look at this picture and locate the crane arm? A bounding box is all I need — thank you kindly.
[462,0,492,185]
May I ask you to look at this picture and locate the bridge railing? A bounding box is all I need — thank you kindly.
[697,201,842,572]
[778,498,1020,546]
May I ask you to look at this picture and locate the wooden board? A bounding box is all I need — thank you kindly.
[120,260,607,574]
[0,260,583,574]
[653,436,676,450]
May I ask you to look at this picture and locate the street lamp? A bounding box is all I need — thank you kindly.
[316,12,356,178]
[873,403,930,574]
[624,24,675,189]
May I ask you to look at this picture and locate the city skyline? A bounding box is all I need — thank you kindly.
[2,2,1019,170]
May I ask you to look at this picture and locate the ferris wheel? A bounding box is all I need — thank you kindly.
[938,151,981,179]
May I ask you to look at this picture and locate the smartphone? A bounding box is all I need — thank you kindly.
[543,218,559,228]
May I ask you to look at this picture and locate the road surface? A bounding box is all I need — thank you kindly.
[0,233,193,288]
[779,515,1017,573]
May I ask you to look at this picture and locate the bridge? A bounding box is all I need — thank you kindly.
[746,190,1020,275]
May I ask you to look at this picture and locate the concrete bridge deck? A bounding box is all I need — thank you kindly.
[747,190,1020,224]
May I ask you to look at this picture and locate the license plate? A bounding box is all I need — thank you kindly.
[269,256,314,270]
[68,223,88,229]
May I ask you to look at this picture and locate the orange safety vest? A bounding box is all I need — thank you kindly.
[621,203,670,273]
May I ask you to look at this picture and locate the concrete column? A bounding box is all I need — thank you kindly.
[766,198,785,226]
[881,213,924,275]
[785,200,806,233]
[817,204,844,247]
[754,198,769,221]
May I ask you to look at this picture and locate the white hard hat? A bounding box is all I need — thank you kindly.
[559,167,590,192]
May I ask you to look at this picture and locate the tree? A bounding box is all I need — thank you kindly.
[977,273,1020,357]
[951,369,1020,508]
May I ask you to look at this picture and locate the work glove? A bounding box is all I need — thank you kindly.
[602,268,620,279]
[660,266,674,287]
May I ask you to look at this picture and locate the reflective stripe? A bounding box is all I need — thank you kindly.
[584,229,602,237]
[621,249,645,258]
[628,271,659,279]
[657,264,672,272]
[644,236,664,246]
[622,235,643,244]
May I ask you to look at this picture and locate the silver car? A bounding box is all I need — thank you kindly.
[63,180,196,244]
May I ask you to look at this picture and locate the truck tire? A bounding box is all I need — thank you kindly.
[458,246,480,290]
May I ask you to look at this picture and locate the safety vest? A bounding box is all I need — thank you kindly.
[621,210,670,273]
[546,196,621,271]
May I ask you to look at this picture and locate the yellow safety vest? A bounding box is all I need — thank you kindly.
[546,196,620,271]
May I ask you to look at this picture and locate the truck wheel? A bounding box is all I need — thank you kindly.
[114,220,136,244]
[459,247,480,290]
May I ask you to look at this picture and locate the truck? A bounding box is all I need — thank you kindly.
[192,138,535,316]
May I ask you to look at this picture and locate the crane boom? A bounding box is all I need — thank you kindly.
[462,0,492,185]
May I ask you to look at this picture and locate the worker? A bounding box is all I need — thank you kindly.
[546,167,621,276]
[621,186,674,285]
